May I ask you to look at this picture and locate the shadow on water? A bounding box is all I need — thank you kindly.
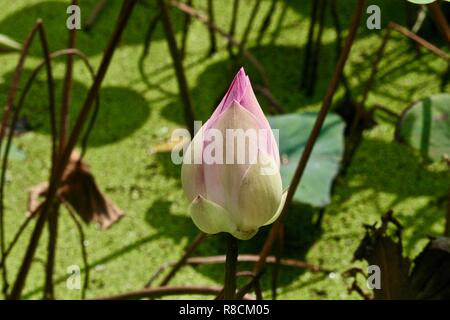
[145,136,449,289]
[0,0,184,57]
[11,0,450,298]
[143,196,325,289]
[4,69,150,147]
[157,43,338,129]
[330,136,449,252]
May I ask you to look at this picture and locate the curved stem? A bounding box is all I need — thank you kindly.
[84,0,107,31]
[307,0,327,97]
[427,1,450,45]
[257,0,277,44]
[301,0,319,90]
[445,189,450,237]
[180,0,192,60]
[8,0,137,299]
[206,0,217,56]
[0,21,41,297]
[0,215,33,270]
[59,0,78,156]
[65,203,89,299]
[236,0,366,299]
[95,285,254,300]
[44,203,60,300]
[271,222,284,300]
[0,48,95,280]
[141,12,161,62]
[30,21,58,180]
[228,0,239,57]
[330,0,351,100]
[158,0,195,136]
[224,234,238,300]
[238,0,262,58]
[157,232,207,287]
[169,0,270,87]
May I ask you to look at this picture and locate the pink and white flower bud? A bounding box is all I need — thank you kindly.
[182,68,286,240]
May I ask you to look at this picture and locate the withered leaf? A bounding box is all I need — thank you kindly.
[407,237,450,299]
[354,212,450,300]
[27,152,123,230]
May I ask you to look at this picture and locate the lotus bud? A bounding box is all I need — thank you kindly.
[181,68,287,240]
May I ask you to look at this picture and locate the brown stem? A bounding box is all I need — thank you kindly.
[169,0,271,88]
[84,0,108,31]
[224,234,238,300]
[0,22,40,145]
[148,253,328,287]
[269,1,288,45]
[95,285,254,300]
[257,0,277,45]
[238,0,262,58]
[38,22,58,178]
[236,269,264,300]
[330,0,352,100]
[59,0,78,155]
[301,0,319,90]
[157,232,207,286]
[0,216,32,270]
[371,104,400,121]
[428,1,450,92]
[276,0,365,233]
[0,21,41,296]
[206,0,217,56]
[4,20,57,299]
[236,270,264,299]
[253,84,284,114]
[238,0,366,297]
[254,278,263,300]
[427,1,450,45]
[236,270,256,278]
[8,1,137,299]
[142,12,161,60]
[349,280,373,300]
[271,222,284,300]
[360,28,392,108]
[355,21,449,150]
[387,21,450,92]
[228,0,239,57]
[307,0,327,97]
[0,49,92,283]
[347,27,391,149]
[180,0,193,60]
[44,203,60,300]
[193,255,327,271]
[65,203,89,299]
[158,0,196,136]
[388,22,450,60]
[445,189,450,237]
[8,207,48,299]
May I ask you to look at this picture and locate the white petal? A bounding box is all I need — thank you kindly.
[231,229,258,240]
[181,127,206,201]
[189,195,237,235]
[236,151,283,232]
[264,189,288,226]
[203,100,262,213]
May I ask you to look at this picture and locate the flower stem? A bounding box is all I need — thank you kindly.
[224,234,238,300]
